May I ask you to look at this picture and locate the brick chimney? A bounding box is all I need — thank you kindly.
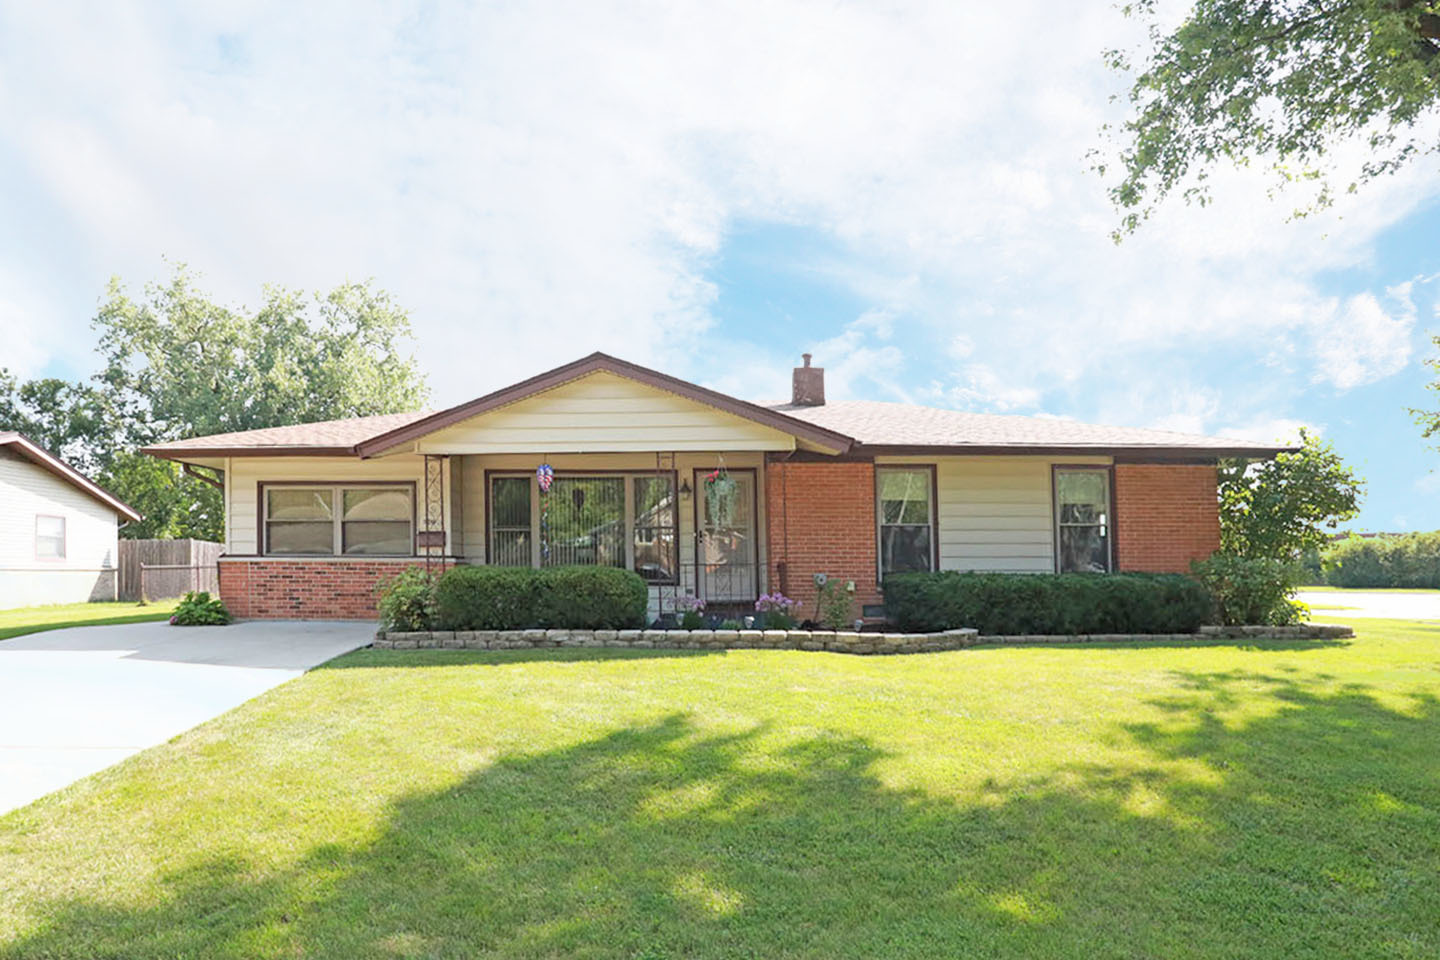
[791,353,825,406]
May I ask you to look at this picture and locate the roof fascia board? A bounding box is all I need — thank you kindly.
[854,443,1294,459]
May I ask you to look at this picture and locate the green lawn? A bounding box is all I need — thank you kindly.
[2,620,1437,959]
[0,599,180,642]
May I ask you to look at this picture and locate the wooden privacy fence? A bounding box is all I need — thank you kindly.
[117,539,222,601]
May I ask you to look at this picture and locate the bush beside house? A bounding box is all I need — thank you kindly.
[1189,555,1305,626]
[883,571,1213,635]
[432,565,649,631]
[169,590,231,626]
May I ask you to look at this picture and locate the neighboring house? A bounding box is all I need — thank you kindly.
[142,353,1287,620]
[0,432,141,609]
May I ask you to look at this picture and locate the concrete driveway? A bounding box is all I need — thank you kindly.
[1299,589,1440,622]
[0,619,372,815]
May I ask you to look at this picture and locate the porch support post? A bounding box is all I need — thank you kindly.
[422,454,449,579]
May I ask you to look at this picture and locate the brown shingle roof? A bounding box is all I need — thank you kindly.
[769,400,1288,456]
[141,356,1291,460]
[143,411,432,457]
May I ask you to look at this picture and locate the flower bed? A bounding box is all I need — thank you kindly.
[373,622,1353,654]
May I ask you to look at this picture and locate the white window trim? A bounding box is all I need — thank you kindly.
[35,514,66,562]
[263,485,414,557]
[488,472,679,582]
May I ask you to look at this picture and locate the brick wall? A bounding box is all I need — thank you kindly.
[764,460,881,619]
[1113,464,1220,573]
[218,558,452,620]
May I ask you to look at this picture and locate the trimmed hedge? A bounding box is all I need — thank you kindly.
[1321,532,1440,589]
[434,564,649,630]
[883,571,1212,634]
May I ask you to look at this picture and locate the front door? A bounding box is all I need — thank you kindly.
[695,469,757,604]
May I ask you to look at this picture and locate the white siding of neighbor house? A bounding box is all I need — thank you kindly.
[412,372,798,454]
[0,448,121,608]
[877,454,1112,574]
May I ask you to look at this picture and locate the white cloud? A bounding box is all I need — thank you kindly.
[1213,418,1317,446]
[940,364,1043,412]
[0,0,1435,426]
[1310,291,1415,391]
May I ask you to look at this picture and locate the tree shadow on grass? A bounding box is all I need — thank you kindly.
[5,677,1439,959]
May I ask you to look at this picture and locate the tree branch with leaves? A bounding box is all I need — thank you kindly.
[1100,0,1440,236]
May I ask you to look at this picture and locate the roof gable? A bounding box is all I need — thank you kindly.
[356,353,854,457]
[0,432,141,522]
[399,370,807,454]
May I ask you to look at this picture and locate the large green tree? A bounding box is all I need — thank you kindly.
[1217,429,1366,560]
[0,266,430,540]
[1103,0,1440,234]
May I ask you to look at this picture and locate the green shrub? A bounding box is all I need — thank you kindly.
[434,565,648,630]
[814,576,855,630]
[536,566,650,629]
[170,591,231,626]
[376,567,437,631]
[1321,532,1440,589]
[882,571,1212,634]
[1190,554,1305,626]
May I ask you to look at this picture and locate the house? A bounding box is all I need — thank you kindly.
[141,353,1286,620]
[0,432,141,609]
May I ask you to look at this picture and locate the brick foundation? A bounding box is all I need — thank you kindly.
[764,460,881,618]
[218,558,453,620]
[1113,464,1220,573]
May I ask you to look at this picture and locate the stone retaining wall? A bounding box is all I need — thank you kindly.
[372,623,1353,654]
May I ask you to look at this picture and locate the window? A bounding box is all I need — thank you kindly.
[1054,468,1111,573]
[342,489,413,554]
[36,515,65,560]
[545,477,625,568]
[490,476,532,566]
[488,472,678,580]
[877,468,933,575]
[633,476,677,582]
[264,486,413,556]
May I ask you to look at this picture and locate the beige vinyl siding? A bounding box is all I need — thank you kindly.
[226,455,454,556]
[458,451,768,597]
[879,455,1111,574]
[0,448,121,608]
[414,372,797,454]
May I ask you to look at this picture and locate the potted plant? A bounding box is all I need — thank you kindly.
[704,465,739,528]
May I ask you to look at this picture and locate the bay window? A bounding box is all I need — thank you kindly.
[1054,468,1111,573]
[877,467,934,575]
[489,472,677,581]
[264,485,413,556]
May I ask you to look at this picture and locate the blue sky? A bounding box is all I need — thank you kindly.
[1,0,1437,531]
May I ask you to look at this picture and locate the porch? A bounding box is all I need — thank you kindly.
[431,451,772,619]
